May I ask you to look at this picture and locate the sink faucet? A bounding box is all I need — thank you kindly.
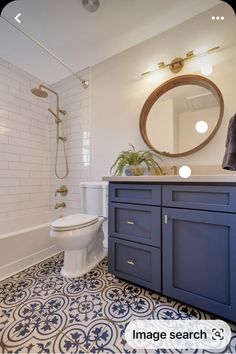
[54,202,66,209]
[170,165,178,175]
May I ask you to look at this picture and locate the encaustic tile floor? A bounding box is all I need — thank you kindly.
[0,254,235,354]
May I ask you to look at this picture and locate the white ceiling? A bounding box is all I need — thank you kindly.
[0,0,220,84]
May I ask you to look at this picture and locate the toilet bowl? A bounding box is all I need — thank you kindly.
[50,181,108,277]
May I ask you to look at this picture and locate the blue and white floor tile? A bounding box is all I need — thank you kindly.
[0,252,235,353]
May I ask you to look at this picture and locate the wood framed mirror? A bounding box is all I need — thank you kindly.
[139,74,224,157]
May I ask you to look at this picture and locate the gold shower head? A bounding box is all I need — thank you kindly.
[31,87,48,98]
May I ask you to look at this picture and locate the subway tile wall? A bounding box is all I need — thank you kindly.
[0,58,51,220]
[0,58,91,220]
[50,68,91,214]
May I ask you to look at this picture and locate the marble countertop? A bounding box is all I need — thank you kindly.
[102,174,236,183]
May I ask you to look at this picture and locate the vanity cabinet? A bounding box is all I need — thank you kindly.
[108,182,236,322]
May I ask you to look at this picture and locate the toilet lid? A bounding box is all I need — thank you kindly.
[51,213,98,231]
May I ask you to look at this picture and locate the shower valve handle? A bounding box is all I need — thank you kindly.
[55,185,68,197]
[58,136,67,142]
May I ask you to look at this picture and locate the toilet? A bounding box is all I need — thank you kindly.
[50,181,108,277]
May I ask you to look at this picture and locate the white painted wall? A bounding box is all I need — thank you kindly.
[0,58,51,220]
[90,2,236,179]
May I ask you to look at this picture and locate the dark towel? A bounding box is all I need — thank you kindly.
[222,114,236,170]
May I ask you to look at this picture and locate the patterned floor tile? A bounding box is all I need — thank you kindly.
[152,303,209,321]
[1,277,37,308]
[227,335,236,353]
[60,318,122,353]
[31,253,64,279]
[107,315,154,354]
[30,274,66,298]
[0,303,17,337]
[65,292,104,325]
[1,299,58,346]
[0,279,15,299]
[3,330,86,354]
[103,283,155,323]
[63,267,107,297]
[1,253,236,354]
[21,294,70,334]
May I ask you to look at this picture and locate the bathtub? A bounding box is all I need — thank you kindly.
[0,211,63,280]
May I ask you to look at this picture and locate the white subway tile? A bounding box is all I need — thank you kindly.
[0,170,29,178]
[0,194,29,203]
[0,178,20,186]
[0,202,20,212]
[0,161,9,169]
[0,135,9,144]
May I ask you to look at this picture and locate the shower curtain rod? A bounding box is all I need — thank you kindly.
[0,15,89,87]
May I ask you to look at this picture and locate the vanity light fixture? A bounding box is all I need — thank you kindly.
[141,46,219,76]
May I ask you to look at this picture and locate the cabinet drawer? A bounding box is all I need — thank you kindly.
[109,202,161,247]
[108,237,161,292]
[109,183,161,205]
[162,185,236,212]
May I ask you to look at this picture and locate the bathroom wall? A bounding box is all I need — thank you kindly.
[50,68,91,214]
[90,2,236,179]
[0,58,51,220]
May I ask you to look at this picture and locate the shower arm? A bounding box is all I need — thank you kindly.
[39,84,59,115]
[48,108,62,124]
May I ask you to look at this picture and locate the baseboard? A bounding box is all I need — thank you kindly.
[0,246,61,281]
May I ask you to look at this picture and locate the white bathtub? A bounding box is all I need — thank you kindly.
[0,211,63,280]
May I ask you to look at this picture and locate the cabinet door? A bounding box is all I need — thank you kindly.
[162,207,236,322]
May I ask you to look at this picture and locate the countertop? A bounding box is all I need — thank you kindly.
[102,174,236,183]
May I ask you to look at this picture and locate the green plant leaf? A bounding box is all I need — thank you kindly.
[110,144,164,176]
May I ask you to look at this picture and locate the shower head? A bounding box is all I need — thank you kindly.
[31,87,48,98]
[82,0,100,12]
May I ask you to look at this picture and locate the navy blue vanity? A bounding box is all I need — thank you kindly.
[107,182,236,322]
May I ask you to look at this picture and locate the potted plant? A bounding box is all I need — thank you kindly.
[110,144,163,176]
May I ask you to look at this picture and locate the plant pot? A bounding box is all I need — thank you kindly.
[125,165,145,176]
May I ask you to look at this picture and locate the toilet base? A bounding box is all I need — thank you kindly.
[61,248,107,278]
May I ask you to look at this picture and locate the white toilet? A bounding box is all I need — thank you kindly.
[50,181,108,278]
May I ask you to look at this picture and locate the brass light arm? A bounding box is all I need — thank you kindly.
[141,46,220,76]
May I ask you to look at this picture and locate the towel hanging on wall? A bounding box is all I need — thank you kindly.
[222,113,236,170]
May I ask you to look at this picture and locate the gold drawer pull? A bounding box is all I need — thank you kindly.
[164,215,168,224]
[127,259,135,265]
[127,221,135,225]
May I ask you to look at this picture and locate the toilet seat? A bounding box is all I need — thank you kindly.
[51,213,99,231]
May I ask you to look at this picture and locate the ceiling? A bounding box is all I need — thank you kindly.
[0,0,220,84]
[158,85,218,114]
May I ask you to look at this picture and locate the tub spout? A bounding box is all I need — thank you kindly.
[54,202,66,209]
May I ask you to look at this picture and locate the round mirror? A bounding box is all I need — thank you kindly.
[139,75,224,157]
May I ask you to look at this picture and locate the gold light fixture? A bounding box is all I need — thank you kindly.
[141,46,220,76]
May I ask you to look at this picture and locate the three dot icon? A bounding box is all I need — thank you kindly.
[212,16,224,20]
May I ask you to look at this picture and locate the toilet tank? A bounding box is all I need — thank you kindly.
[80,181,108,217]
